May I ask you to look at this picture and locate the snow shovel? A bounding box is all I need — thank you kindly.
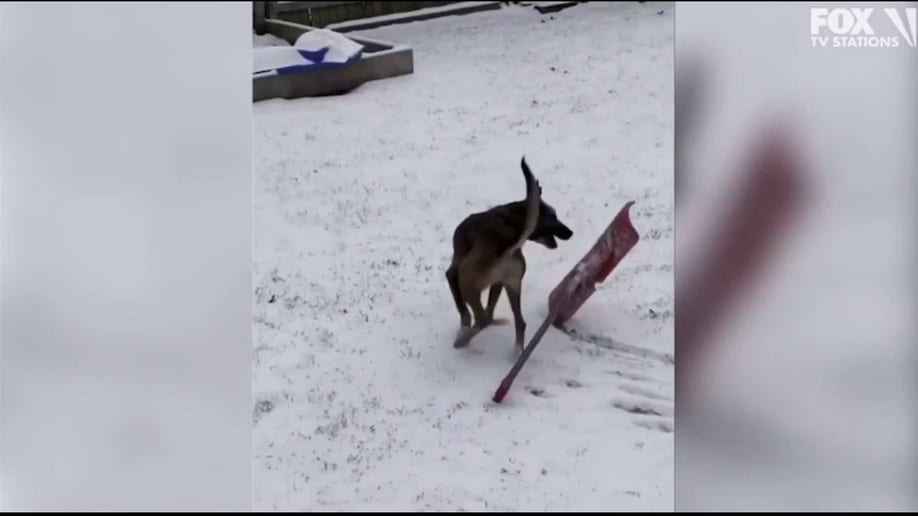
[492,201,640,403]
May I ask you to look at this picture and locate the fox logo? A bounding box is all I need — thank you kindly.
[811,7,917,48]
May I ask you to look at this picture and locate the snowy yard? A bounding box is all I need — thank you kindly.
[253,2,673,511]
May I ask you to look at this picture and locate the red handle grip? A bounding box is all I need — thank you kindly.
[492,376,513,403]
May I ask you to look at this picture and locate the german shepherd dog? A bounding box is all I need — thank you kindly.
[446,157,573,351]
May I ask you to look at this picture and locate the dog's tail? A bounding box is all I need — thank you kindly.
[504,157,541,258]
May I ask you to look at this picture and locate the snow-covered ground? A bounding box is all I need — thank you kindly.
[253,2,674,511]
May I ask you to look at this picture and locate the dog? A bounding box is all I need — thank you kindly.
[446,157,573,352]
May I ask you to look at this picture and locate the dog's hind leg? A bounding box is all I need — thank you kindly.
[454,293,488,348]
[446,265,470,328]
[454,272,490,349]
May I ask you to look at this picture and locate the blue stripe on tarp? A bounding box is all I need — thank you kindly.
[297,47,329,63]
[271,52,362,75]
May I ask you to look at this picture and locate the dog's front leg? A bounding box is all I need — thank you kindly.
[484,284,503,324]
[505,282,526,354]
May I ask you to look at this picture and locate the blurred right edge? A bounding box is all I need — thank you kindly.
[675,2,917,511]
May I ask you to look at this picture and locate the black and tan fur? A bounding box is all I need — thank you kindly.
[446,157,573,351]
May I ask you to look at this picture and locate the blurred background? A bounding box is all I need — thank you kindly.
[675,1,916,511]
[0,3,252,510]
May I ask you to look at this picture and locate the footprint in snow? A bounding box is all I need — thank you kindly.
[618,384,671,401]
[563,379,583,388]
[611,398,673,418]
[527,387,551,398]
[634,419,674,433]
[606,370,653,382]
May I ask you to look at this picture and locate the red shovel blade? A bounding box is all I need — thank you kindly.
[548,201,640,327]
[492,201,640,404]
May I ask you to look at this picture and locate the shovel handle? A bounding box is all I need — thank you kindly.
[492,309,559,403]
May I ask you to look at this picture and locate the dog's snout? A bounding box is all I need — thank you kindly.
[556,224,573,240]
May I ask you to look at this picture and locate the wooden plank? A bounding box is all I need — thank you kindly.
[328,1,502,33]
[532,1,579,14]
[254,1,268,34]
[274,1,363,13]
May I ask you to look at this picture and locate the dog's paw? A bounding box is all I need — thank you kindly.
[490,318,511,326]
[453,327,475,348]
